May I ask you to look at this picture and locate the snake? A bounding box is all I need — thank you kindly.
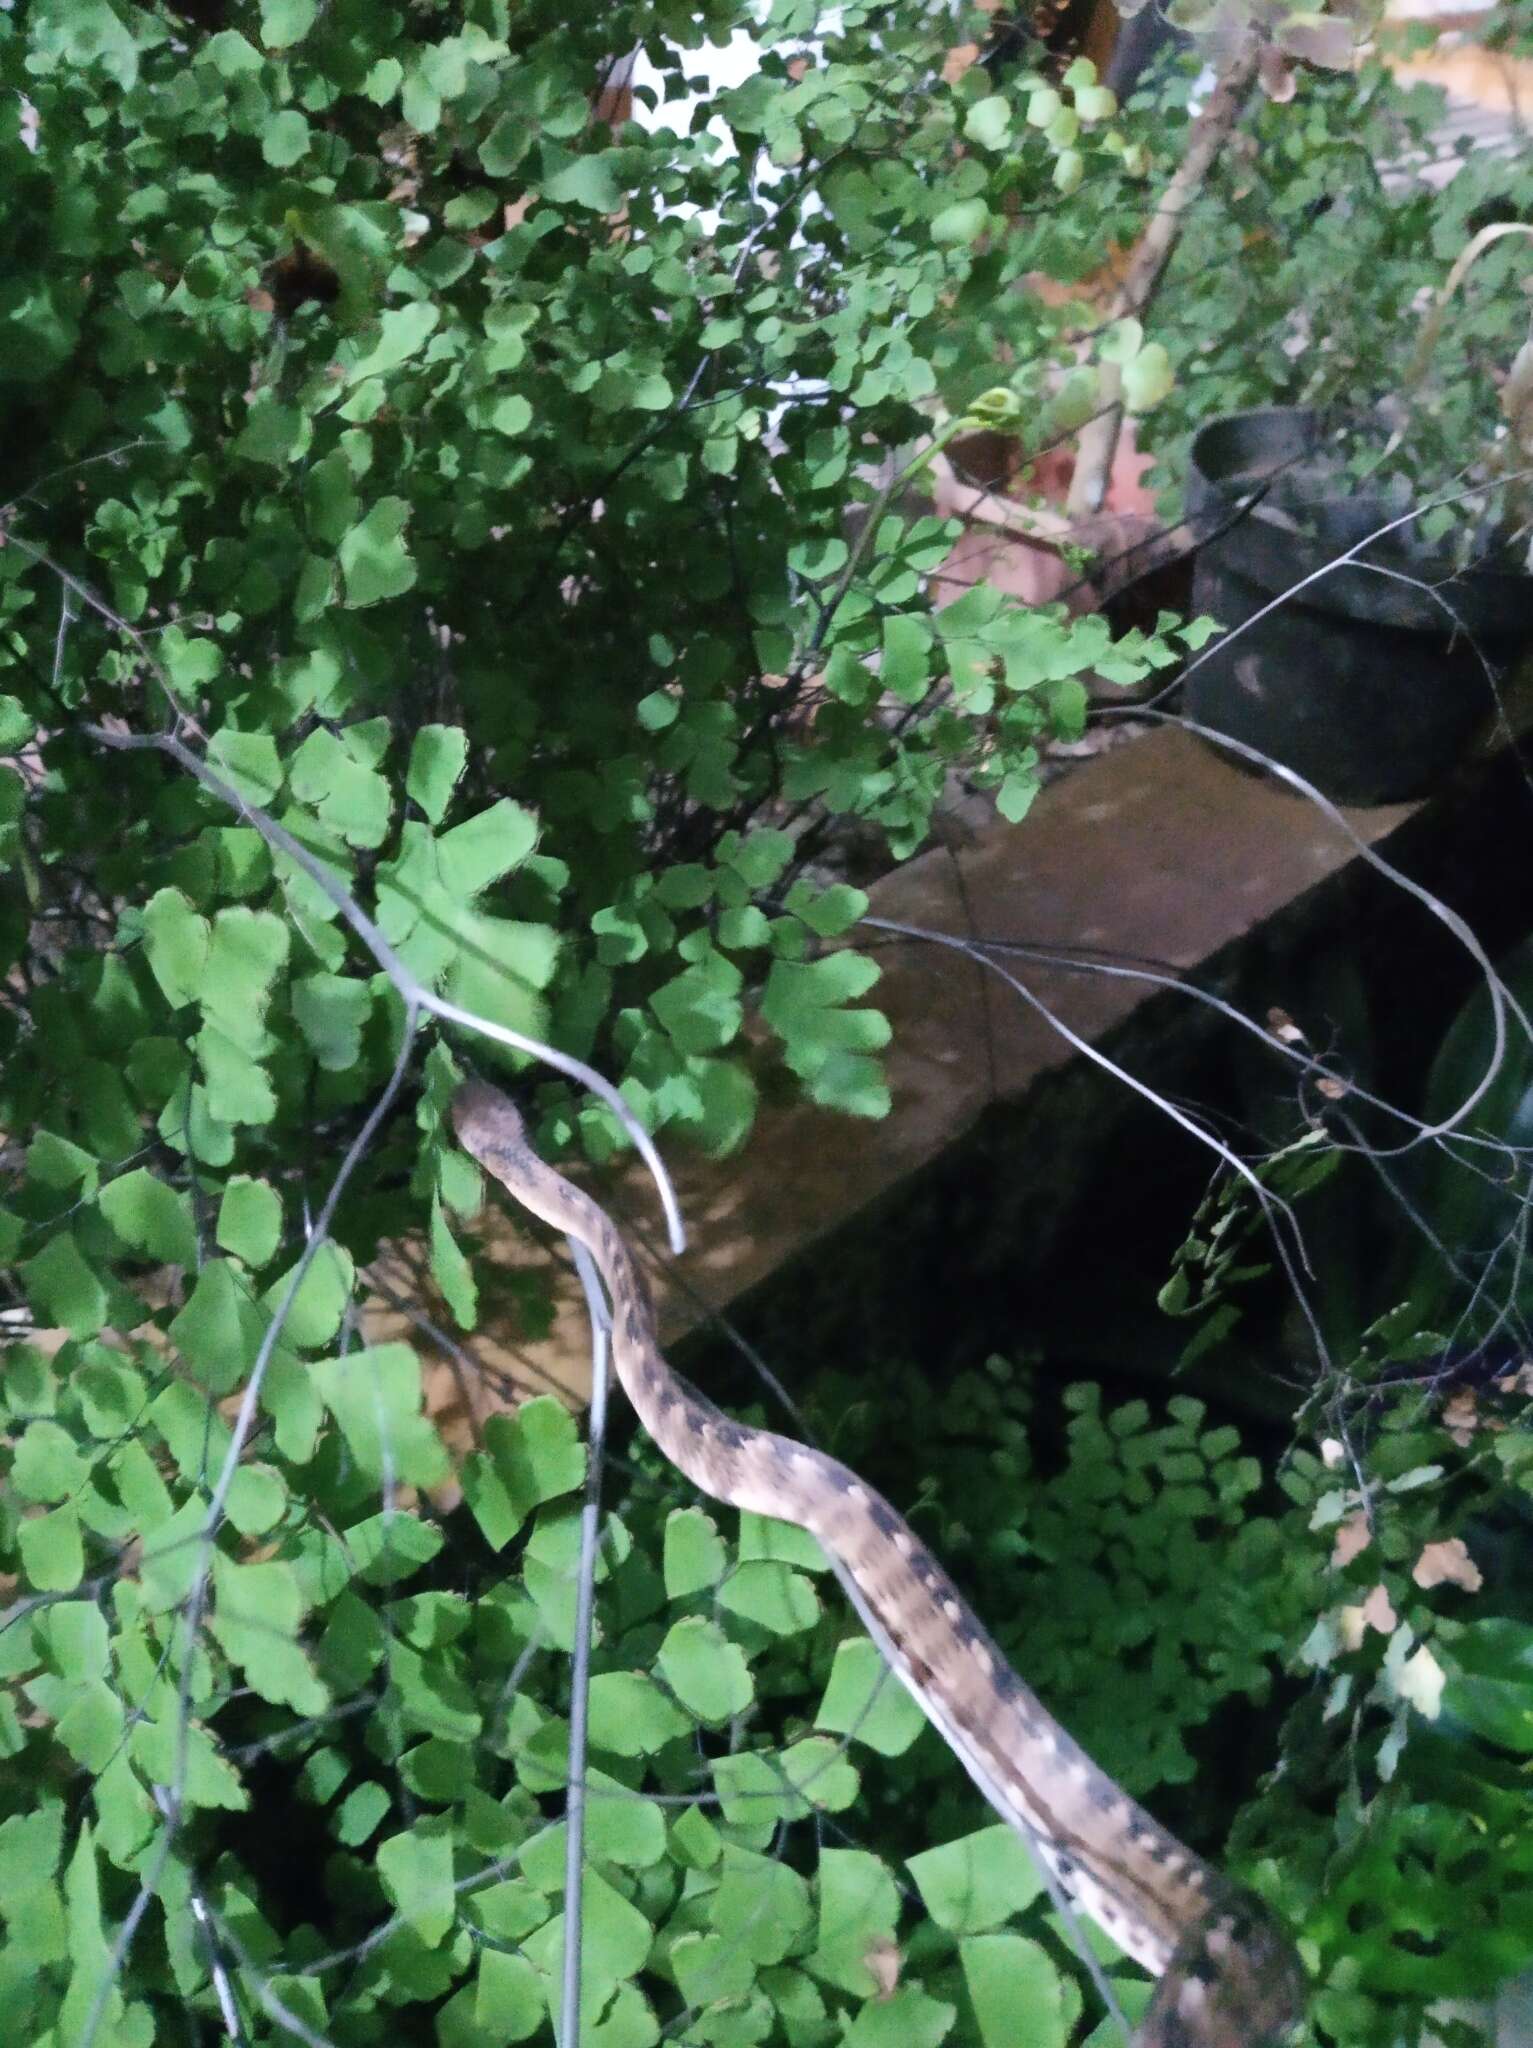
[453,1078,1305,2048]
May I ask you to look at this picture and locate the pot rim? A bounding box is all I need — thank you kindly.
[1186,404,1531,636]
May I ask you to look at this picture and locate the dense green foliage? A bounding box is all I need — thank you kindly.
[0,3,1205,2041]
[0,0,1190,1158]
[5,2,1533,2046]
[1140,48,1533,539]
[9,1304,1533,2048]
[820,1348,1533,2046]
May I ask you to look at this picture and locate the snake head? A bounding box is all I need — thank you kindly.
[1136,1890,1305,2048]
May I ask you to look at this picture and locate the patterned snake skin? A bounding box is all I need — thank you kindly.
[454,1079,1305,2048]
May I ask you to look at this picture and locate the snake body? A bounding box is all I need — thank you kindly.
[453,1080,1304,2048]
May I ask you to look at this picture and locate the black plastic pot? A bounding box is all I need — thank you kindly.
[1183,407,1532,806]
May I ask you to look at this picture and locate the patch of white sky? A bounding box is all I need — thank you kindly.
[623,7,853,416]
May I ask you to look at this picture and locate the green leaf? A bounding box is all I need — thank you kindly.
[718,1559,820,1635]
[474,1948,544,2042]
[711,1845,812,1964]
[263,1242,355,1349]
[811,1848,901,1995]
[720,830,793,888]
[291,971,373,1070]
[739,1511,831,1572]
[520,1770,665,1879]
[1444,1620,1533,1752]
[816,1637,927,1757]
[997,770,1036,824]
[909,1827,1049,1935]
[19,1507,85,1592]
[522,1504,614,1649]
[77,1359,148,1440]
[388,1636,481,1743]
[654,863,713,911]
[216,1176,282,1265]
[152,1379,230,1480]
[464,1879,546,1944]
[963,94,1011,149]
[232,391,307,469]
[339,498,418,607]
[786,882,869,939]
[344,303,441,386]
[480,113,532,179]
[210,1552,328,1713]
[141,887,211,1008]
[290,730,393,849]
[98,1168,197,1266]
[37,1598,109,1678]
[263,109,311,168]
[586,1672,691,1756]
[20,1233,110,1338]
[843,1987,956,2048]
[542,152,623,213]
[670,1805,722,1874]
[194,1021,275,1126]
[430,1194,478,1330]
[664,1507,728,1598]
[261,0,317,45]
[205,29,263,75]
[0,695,35,751]
[711,1748,805,1837]
[55,1679,126,1772]
[140,1496,211,1613]
[931,197,989,247]
[1099,317,1144,366]
[671,1930,755,2008]
[462,1399,585,1551]
[501,1397,585,1511]
[763,950,880,1018]
[1121,342,1174,414]
[658,1616,753,1722]
[131,1710,247,1812]
[206,730,284,809]
[650,960,743,1056]
[1075,82,1117,121]
[60,1824,131,2047]
[223,1462,287,1536]
[377,1818,457,1946]
[961,1934,1077,2048]
[27,1132,98,1193]
[761,952,890,1115]
[310,1343,448,1489]
[407,724,469,824]
[718,905,770,950]
[636,690,679,732]
[334,1781,390,1846]
[441,912,559,1042]
[0,1809,64,1913]
[436,799,539,896]
[881,612,931,705]
[490,394,532,437]
[13,1420,87,1503]
[205,825,270,897]
[521,1869,653,2030]
[780,1734,859,1813]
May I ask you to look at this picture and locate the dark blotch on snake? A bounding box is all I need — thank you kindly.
[1085,1772,1121,1813]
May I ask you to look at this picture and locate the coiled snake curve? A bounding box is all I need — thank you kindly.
[453,1079,1305,2048]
